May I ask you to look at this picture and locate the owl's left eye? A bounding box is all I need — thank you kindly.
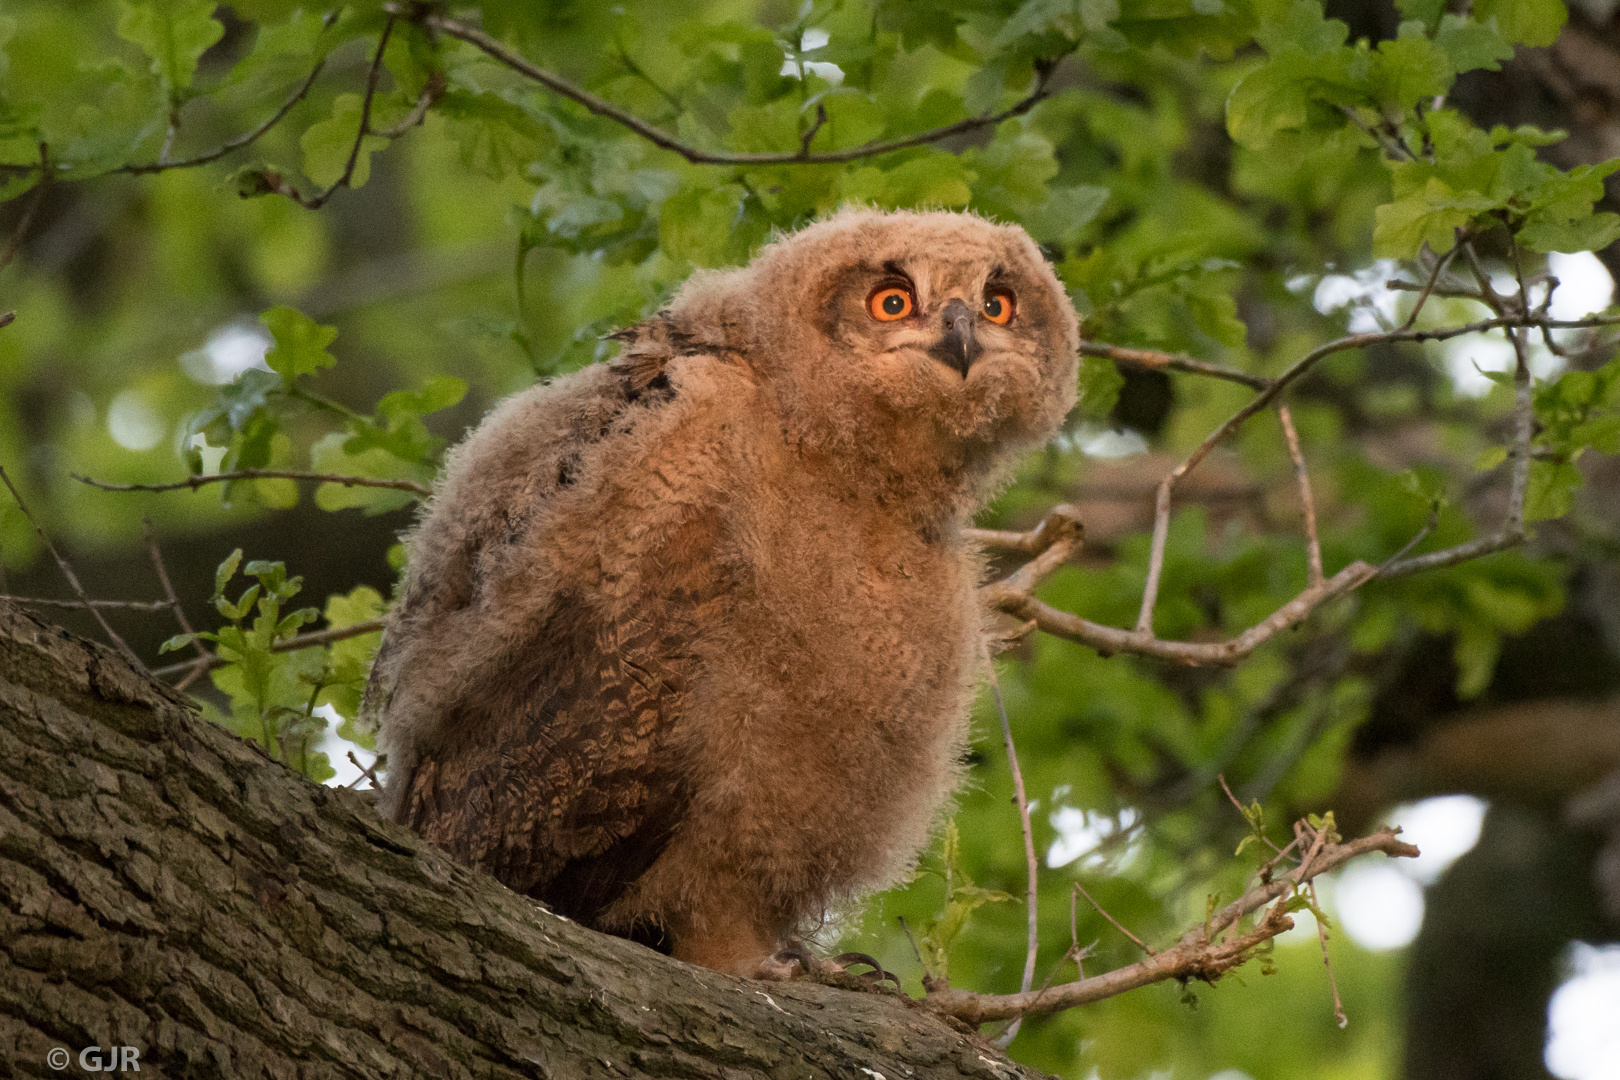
[982,290,1016,325]
[869,286,915,321]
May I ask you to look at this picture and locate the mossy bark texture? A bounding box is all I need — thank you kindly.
[0,602,1041,1080]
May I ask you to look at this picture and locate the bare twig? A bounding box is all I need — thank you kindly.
[0,144,50,279]
[72,470,431,497]
[1376,506,1440,575]
[922,827,1418,1023]
[1128,311,1619,636]
[987,530,1378,667]
[344,749,381,790]
[1079,342,1270,390]
[1395,243,1462,332]
[1277,405,1323,586]
[149,618,386,680]
[964,503,1083,557]
[1072,880,1155,956]
[989,669,1038,1048]
[0,595,171,611]
[143,517,211,691]
[262,17,397,210]
[1310,880,1348,1028]
[1385,280,1485,303]
[119,54,329,175]
[0,466,145,671]
[1378,250,1542,580]
[417,8,1061,166]
[374,79,444,139]
[799,102,829,157]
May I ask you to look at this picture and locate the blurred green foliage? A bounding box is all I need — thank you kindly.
[1,0,1616,1076]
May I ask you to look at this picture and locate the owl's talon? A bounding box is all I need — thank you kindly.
[829,951,901,987]
[754,941,817,980]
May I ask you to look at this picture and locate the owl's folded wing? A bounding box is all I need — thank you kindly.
[395,596,694,931]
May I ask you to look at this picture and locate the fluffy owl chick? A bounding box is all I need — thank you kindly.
[366,207,1079,977]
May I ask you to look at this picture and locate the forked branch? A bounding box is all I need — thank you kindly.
[977,303,1620,665]
[412,8,1062,167]
[923,826,1417,1023]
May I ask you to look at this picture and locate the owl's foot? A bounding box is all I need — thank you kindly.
[755,942,900,988]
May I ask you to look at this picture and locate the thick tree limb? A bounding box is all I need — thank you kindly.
[0,600,1043,1079]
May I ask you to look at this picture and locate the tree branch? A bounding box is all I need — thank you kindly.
[149,618,386,681]
[922,827,1418,1023]
[417,9,1061,166]
[260,17,397,210]
[0,143,50,286]
[72,470,431,497]
[143,517,210,691]
[1277,405,1323,587]
[117,54,329,175]
[0,595,171,611]
[1079,342,1270,390]
[0,602,1043,1079]
[988,671,1038,1048]
[0,465,145,672]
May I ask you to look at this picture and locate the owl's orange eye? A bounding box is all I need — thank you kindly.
[869,286,914,321]
[982,291,1015,325]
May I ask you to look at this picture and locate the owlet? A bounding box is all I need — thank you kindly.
[365,207,1079,976]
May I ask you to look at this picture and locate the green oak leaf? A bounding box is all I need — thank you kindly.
[261,306,338,381]
[1474,0,1567,47]
[300,92,388,189]
[116,0,223,92]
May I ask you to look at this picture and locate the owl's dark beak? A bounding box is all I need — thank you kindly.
[931,298,980,378]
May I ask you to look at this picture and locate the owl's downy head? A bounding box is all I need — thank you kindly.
[650,207,1080,514]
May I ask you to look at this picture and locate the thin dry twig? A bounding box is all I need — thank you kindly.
[922,827,1418,1023]
[1395,243,1463,332]
[344,749,382,790]
[981,309,1620,665]
[143,517,211,691]
[418,8,1062,166]
[1129,311,1615,636]
[1310,880,1348,1028]
[374,78,444,139]
[149,618,386,680]
[1277,405,1323,586]
[989,669,1039,1048]
[980,503,1379,666]
[73,470,431,497]
[1079,342,1270,390]
[262,17,397,209]
[0,595,171,611]
[0,143,50,282]
[0,465,145,671]
[1073,880,1155,956]
[118,53,330,175]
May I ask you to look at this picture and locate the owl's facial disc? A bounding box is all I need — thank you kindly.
[930,298,981,377]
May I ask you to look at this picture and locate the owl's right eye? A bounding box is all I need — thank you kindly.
[868,286,914,321]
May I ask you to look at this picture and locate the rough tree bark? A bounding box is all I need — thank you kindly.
[0,600,1045,1080]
